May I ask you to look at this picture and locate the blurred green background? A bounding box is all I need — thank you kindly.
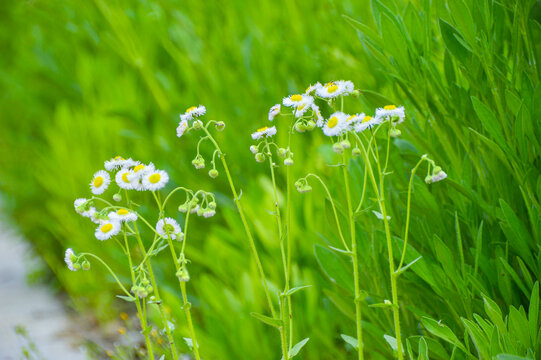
[1,0,540,359]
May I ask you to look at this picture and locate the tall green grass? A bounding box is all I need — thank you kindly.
[0,0,539,358]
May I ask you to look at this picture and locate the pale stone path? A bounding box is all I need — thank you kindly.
[0,220,87,360]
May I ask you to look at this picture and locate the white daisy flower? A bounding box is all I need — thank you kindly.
[104,156,137,171]
[305,82,322,94]
[354,115,382,133]
[94,220,121,241]
[316,80,354,99]
[180,105,206,121]
[322,112,349,137]
[156,217,183,240]
[176,120,189,138]
[109,209,138,223]
[294,102,312,118]
[115,168,138,190]
[90,170,111,195]
[268,104,281,121]
[74,198,96,218]
[142,169,169,191]
[251,126,277,140]
[375,105,405,124]
[311,104,325,127]
[431,170,447,183]
[282,94,314,108]
[128,162,155,180]
[65,248,78,271]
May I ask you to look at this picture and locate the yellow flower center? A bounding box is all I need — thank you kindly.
[362,116,372,123]
[257,126,268,133]
[133,164,145,172]
[297,104,306,111]
[290,94,302,102]
[384,105,397,110]
[327,84,338,93]
[186,106,197,113]
[347,115,355,122]
[149,173,161,184]
[93,176,104,187]
[101,223,113,233]
[327,116,338,128]
[117,209,129,216]
[114,156,124,161]
[121,172,130,183]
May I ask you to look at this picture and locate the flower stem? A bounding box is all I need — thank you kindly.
[202,127,277,318]
[340,151,364,360]
[125,191,179,360]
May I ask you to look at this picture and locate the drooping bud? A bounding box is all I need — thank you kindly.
[255,153,265,163]
[82,260,91,271]
[250,145,258,154]
[192,120,203,130]
[305,120,316,131]
[113,193,122,202]
[295,122,306,133]
[215,121,226,131]
[332,142,344,154]
[277,148,287,158]
[341,139,351,149]
[352,148,361,157]
[284,158,294,166]
[208,169,219,178]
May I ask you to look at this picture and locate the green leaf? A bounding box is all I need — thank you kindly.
[439,19,472,64]
[394,256,422,276]
[462,318,489,359]
[250,312,282,328]
[481,293,506,335]
[471,96,506,148]
[499,199,535,269]
[289,338,309,357]
[529,282,539,346]
[116,295,136,302]
[341,334,359,350]
[496,355,530,360]
[284,285,312,297]
[384,334,398,352]
[314,244,354,293]
[418,336,429,360]
[421,317,465,351]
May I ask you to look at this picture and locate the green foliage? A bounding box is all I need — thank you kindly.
[1,0,540,359]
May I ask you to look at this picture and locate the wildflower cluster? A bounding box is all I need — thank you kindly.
[64,156,217,360]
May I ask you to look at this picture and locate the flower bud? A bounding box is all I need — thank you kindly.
[197,207,205,216]
[208,169,219,178]
[208,201,217,210]
[295,122,306,133]
[284,158,294,166]
[81,261,90,271]
[389,127,401,137]
[178,203,189,213]
[425,175,433,184]
[305,120,316,131]
[73,263,81,271]
[352,89,361,97]
[341,139,351,149]
[250,145,258,154]
[176,268,190,282]
[192,120,203,130]
[332,142,344,154]
[113,193,122,202]
[255,153,265,163]
[146,285,153,294]
[277,148,287,158]
[352,148,361,157]
[215,121,226,131]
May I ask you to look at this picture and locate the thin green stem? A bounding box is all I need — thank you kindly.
[202,127,277,318]
[80,252,132,297]
[153,192,201,360]
[341,151,364,360]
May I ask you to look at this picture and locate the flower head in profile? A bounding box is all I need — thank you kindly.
[268,104,281,121]
[65,248,78,271]
[95,220,121,241]
[104,156,137,171]
[74,198,96,218]
[305,82,322,94]
[109,209,138,223]
[311,104,324,127]
[282,94,313,108]
[425,166,447,184]
[316,80,354,99]
[176,120,189,138]
[375,105,405,124]
[156,217,183,240]
[251,126,277,140]
[142,169,169,191]
[322,112,349,137]
[180,105,206,122]
[90,170,111,195]
[354,115,381,133]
